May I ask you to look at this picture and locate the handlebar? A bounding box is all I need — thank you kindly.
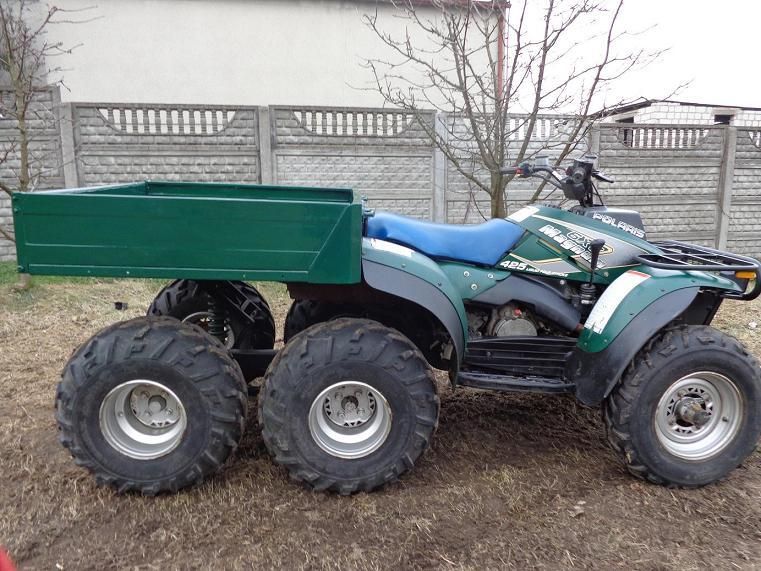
[500,162,557,178]
[500,156,613,207]
[500,159,614,185]
[500,162,566,191]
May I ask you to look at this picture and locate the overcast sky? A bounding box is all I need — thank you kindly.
[608,0,761,107]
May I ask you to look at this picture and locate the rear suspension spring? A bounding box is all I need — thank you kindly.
[207,294,228,343]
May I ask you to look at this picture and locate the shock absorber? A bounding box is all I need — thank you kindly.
[207,293,228,343]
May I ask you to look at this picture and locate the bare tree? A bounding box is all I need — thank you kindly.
[363,0,660,219]
[0,1,88,287]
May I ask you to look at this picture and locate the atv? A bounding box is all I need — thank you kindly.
[12,156,761,494]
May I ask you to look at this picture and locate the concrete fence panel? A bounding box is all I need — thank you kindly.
[730,128,761,257]
[72,103,261,187]
[445,114,583,223]
[271,106,435,218]
[0,92,759,262]
[0,87,64,260]
[595,123,726,247]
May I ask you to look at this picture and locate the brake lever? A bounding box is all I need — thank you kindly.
[500,162,533,177]
[592,170,614,184]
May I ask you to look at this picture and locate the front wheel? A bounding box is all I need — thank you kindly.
[259,318,439,494]
[604,325,761,487]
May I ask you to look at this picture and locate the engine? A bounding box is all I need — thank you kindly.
[467,303,545,338]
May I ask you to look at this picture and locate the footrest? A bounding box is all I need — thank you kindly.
[458,371,574,394]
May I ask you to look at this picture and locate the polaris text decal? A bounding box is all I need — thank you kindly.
[591,212,645,239]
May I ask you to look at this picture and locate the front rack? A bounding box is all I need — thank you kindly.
[635,240,761,301]
[637,240,760,271]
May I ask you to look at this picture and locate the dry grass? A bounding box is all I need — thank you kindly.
[1,273,761,570]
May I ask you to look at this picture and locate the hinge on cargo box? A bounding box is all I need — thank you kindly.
[361,195,375,217]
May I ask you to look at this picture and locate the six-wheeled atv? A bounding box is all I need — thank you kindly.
[11,157,761,494]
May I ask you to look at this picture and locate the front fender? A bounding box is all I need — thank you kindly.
[578,267,742,353]
[571,266,743,405]
[361,238,468,366]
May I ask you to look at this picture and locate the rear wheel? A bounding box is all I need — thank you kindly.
[259,318,439,494]
[56,317,248,494]
[604,325,761,487]
[148,279,275,350]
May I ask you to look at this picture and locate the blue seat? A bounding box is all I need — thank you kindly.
[365,212,525,266]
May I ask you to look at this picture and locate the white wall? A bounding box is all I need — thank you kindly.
[38,0,443,106]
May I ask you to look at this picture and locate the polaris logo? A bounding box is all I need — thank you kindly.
[591,212,645,239]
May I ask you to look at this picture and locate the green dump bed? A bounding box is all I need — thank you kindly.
[12,181,363,284]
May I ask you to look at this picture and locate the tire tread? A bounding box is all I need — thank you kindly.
[55,316,248,495]
[603,325,760,488]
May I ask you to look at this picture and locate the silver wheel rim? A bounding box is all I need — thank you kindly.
[654,371,743,461]
[99,380,187,460]
[182,311,235,348]
[308,381,392,459]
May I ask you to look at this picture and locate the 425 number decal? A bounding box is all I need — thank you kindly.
[499,260,528,271]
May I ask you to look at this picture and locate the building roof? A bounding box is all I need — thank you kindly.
[598,98,761,118]
[358,0,510,9]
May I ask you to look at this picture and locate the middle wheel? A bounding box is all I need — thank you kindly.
[147,279,275,351]
[259,318,439,494]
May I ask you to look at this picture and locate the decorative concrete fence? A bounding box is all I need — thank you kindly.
[1,88,759,261]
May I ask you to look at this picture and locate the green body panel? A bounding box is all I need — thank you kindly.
[578,266,743,352]
[502,205,661,284]
[437,262,510,300]
[12,183,746,359]
[12,181,363,283]
[361,238,469,342]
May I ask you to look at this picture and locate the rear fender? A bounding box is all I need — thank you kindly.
[361,238,467,367]
[570,267,743,405]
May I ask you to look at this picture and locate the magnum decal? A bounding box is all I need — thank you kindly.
[537,223,613,268]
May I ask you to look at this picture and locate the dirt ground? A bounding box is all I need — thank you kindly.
[1,272,761,570]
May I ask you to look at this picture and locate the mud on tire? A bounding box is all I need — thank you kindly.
[56,317,248,494]
[604,325,761,487]
[259,318,439,494]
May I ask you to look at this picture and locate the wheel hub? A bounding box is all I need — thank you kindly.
[308,381,392,459]
[323,387,376,427]
[99,380,188,460]
[130,387,181,429]
[674,396,712,429]
[654,372,742,461]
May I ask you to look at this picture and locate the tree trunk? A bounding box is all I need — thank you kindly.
[489,173,507,218]
[15,94,29,193]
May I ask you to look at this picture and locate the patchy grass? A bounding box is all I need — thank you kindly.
[1,277,760,570]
